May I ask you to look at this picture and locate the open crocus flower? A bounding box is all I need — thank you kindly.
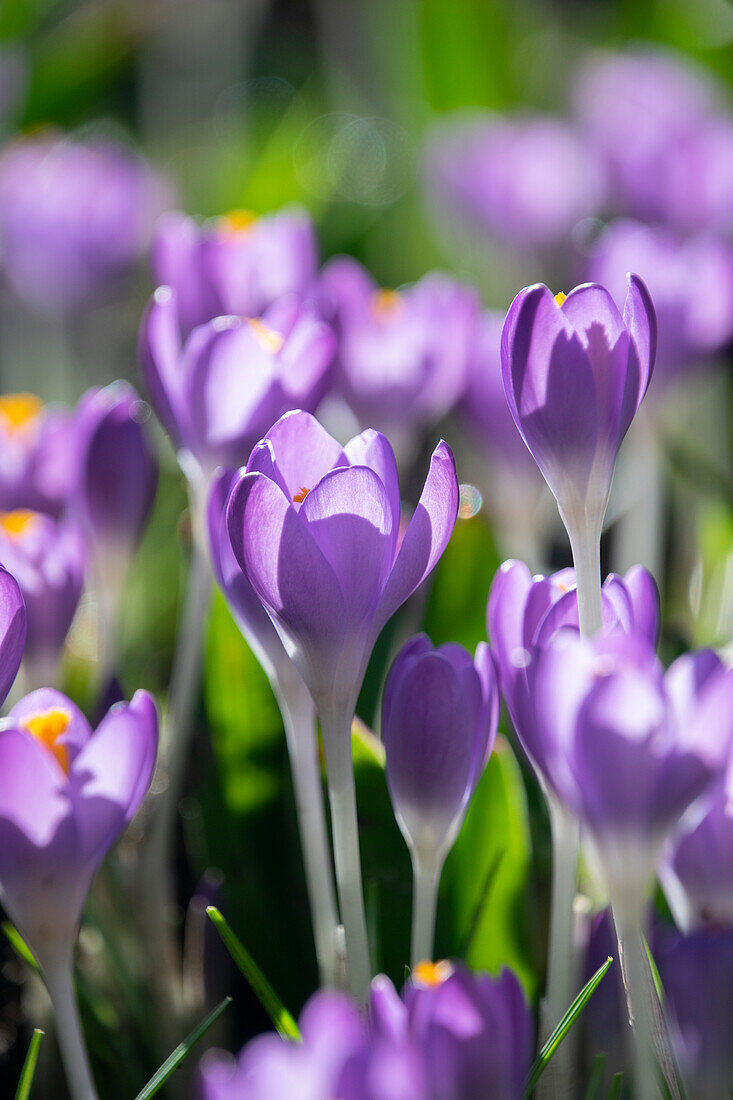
[317,257,478,440]
[501,276,656,543]
[0,394,77,517]
[152,207,319,337]
[382,635,499,965]
[140,287,335,492]
[0,509,85,686]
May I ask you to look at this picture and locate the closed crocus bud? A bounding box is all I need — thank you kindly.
[501,276,656,546]
[424,113,601,250]
[0,394,77,517]
[0,133,168,314]
[152,207,319,338]
[382,635,499,965]
[0,510,85,685]
[588,220,733,387]
[140,287,335,490]
[318,258,479,444]
[656,926,733,1100]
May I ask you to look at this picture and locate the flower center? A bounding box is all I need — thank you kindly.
[218,209,258,235]
[0,393,42,433]
[411,959,454,987]
[554,291,567,307]
[293,486,310,504]
[247,318,285,354]
[0,509,38,539]
[22,708,71,774]
[371,288,403,319]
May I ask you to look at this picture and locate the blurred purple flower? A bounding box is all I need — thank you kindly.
[0,510,84,681]
[152,207,319,337]
[317,257,479,437]
[225,410,458,713]
[0,687,157,970]
[501,277,656,536]
[424,113,602,249]
[0,132,168,314]
[0,394,77,517]
[140,287,335,480]
[587,220,733,384]
[0,567,27,703]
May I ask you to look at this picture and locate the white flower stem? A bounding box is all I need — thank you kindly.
[44,958,99,1100]
[610,896,661,1100]
[276,678,339,987]
[320,706,371,1001]
[567,520,604,638]
[410,850,442,968]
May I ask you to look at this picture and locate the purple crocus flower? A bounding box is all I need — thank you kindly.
[656,925,733,1100]
[0,510,85,685]
[0,567,27,702]
[0,132,168,314]
[152,207,319,337]
[501,276,656,543]
[424,113,602,249]
[140,287,335,488]
[587,220,733,386]
[317,257,479,441]
[0,394,77,517]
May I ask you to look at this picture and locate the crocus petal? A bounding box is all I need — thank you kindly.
[342,428,401,548]
[374,441,458,635]
[0,726,71,849]
[623,272,657,405]
[0,567,25,705]
[278,312,336,406]
[623,564,660,646]
[246,410,346,503]
[138,285,185,447]
[9,687,92,765]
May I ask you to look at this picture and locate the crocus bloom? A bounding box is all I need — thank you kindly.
[501,276,656,541]
[0,567,27,702]
[0,510,85,684]
[656,926,733,1100]
[140,287,335,488]
[152,207,319,337]
[0,132,168,314]
[317,257,479,438]
[424,113,602,249]
[225,410,459,716]
[588,220,733,386]
[0,394,77,517]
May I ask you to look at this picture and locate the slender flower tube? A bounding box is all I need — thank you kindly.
[0,687,158,1100]
[226,410,459,998]
[0,394,77,517]
[207,469,339,986]
[381,635,499,966]
[152,206,319,337]
[0,510,85,688]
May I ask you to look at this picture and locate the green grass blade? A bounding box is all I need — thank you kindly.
[606,1073,623,1099]
[133,996,231,1100]
[206,906,300,1041]
[583,1051,608,1100]
[2,923,38,970]
[15,1029,43,1100]
[523,956,613,1098]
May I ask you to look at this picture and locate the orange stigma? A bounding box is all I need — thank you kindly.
[22,708,71,774]
[371,288,403,318]
[247,318,285,354]
[293,486,310,504]
[0,510,37,539]
[412,959,454,988]
[554,291,567,307]
[0,393,42,433]
[219,209,258,235]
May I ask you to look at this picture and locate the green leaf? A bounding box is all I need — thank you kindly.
[523,956,613,1098]
[583,1052,608,1100]
[606,1074,623,1100]
[2,923,38,970]
[133,997,231,1100]
[206,906,300,1041]
[15,1029,43,1100]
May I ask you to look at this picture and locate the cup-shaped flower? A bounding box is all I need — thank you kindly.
[0,510,84,681]
[140,288,335,482]
[0,394,77,517]
[383,635,498,863]
[501,277,656,538]
[225,410,459,715]
[0,132,168,314]
[0,687,157,971]
[317,258,478,438]
[152,207,319,337]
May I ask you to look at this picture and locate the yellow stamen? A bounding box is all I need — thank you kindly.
[247,318,285,354]
[412,959,454,988]
[0,393,42,433]
[293,486,310,504]
[554,291,567,307]
[218,209,258,235]
[0,510,38,539]
[22,708,71,774]
[371,288,403,318]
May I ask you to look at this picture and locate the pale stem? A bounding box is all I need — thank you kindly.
[276,680,339,987]
[44,957,99,1100]
[320,705,371,1001]
[567,520,604,638]
[410,850,442,969]
[610,897,661,1100]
